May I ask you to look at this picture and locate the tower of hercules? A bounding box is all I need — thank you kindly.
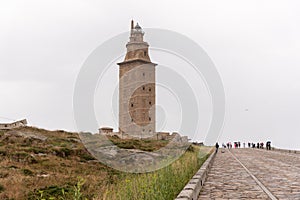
[118,20,156,138]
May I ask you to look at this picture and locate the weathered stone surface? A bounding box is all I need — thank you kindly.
[198,148,300,199]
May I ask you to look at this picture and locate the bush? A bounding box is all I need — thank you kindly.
[50,138,72,147]
[0,172,8,178]
[54,147,72,158]
[0,150,7,156]
[0,131,4,136]
[187,145,194,152]
[22,168,34,176]
[79,152,95,162]
[27,147,47,154]
[28,178,87,200]
[27,185,70,199]
[0,184,4,193]
[11,152,37,163]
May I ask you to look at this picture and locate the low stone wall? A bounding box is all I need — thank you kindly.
[272,148,300,154]
[175,149,216,200]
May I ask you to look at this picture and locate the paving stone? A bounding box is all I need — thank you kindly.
[198,148,300,199]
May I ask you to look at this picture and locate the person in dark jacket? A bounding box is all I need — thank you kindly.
[215,142,219,153]
[266,141,271,150]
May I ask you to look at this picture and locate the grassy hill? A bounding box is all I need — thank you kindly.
[0,127,211,200]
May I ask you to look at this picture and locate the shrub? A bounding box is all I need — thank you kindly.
[11,152,37,163]
[28,178,87,200]
[8,165,18,169]
[26,147,47,154]
[79,152,95,162]
[0,184,4,193]
[187,145,195,152]
[54,147,72,158]
[0,131,4,136]
[0,172,8,178]
[50,138,72,147]
[28,185,70,199]
[22,168,34,176]
[0,150,7,156]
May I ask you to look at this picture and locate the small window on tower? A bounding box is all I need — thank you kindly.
[149,117,151,121]
[131,118,134,122]
[149,101,151,105]
[142,86,145,90]
[144,51,147,56]
[149,88,151,92]
[142,72,145,77]
[131,103,134,107]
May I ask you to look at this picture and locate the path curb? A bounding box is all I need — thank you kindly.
[272,148,300,154]
[175,148,217,200]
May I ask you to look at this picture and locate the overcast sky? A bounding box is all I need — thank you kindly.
[1,0,300,150]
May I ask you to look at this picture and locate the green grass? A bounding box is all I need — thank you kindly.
[107,136,170,152]
[104,146,211,200]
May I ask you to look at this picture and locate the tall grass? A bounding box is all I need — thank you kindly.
[104,146,211,200]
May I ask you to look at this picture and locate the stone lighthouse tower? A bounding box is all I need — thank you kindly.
[118,20,156,138]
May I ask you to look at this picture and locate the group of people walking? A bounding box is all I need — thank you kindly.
[247,141,272,150]
[215,141,272,152]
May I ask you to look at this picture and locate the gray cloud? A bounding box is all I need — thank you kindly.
[1,0,299,150]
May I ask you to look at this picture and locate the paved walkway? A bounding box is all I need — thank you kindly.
[198,148,300,199]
